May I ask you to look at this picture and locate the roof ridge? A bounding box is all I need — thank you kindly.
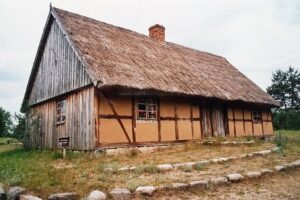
[52,7,226,60]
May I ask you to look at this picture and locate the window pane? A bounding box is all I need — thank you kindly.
[138,103,146,111]
[148,104,156,111]
[138,111,147,119]
[148,111,157,119]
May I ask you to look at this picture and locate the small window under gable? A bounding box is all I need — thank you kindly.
[252,111,261,123]
[137,98,157,120]
[56,99,66,124]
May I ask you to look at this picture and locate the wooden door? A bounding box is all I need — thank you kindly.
[201,102,227,138]
[201,102,213,138]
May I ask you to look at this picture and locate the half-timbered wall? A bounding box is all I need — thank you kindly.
[228,107,273,137]
[29,86,97,150]
[28,20,91,105]
[98,95,202,146]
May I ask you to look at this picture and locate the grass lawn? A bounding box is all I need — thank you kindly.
[0,131,299,198]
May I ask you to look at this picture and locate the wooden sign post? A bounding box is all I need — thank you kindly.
[59,137,70,158]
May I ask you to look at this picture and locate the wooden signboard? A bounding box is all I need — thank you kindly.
[59,137,70,147]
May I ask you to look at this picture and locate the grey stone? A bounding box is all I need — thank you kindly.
[211,177,228,186]
[173,163,185,169]
[245,171,262,178]
[189,180,208,189]
[109,189,131,200]
[48,192,78,200]
[157,164,173,171]
[226,173,244,182]
[20,195,42,200]
[218,157,229,162]
[135,186,155,196]
[87,190,106,200]
[103,168,113,172]
[129,166,137,171]
[239,154,247,159]
[7,187,26,200]
[227,156,238,161]
[182,162,196,167]
[260,168,273,175]
[275,165,286,172]
[197,160,210,165]
[253,150,271,156]
[0,185,6,200]
[272,147,280,152]
[118,167,130,172]
[291,160,300,167]
[171,183,189,190]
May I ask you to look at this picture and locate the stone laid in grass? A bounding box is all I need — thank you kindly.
[260,168,273,175]
[189,180,208,189]
[171,183,189,190]
[253,150,272,156]
[48,192,78,200]
[157,164,173,171]
[20,195,42,200]
[109,189,131,200]
[226,173,244,182]
[211,177,228,186]
[245,171,262,178]
[7,186,26,200]
[274,165,287,172]
[291,160,300,167]
[173,163,186,169]
[118,167,130,172]
[87,190,107,200]
[135,186,156,196]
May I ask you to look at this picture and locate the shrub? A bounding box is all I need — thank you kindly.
[130,148,139,157]
[275,131,288,149]
[179,165,193,172]
[51,151,63,160]
[193,162,205,171]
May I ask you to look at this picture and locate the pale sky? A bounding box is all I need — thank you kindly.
[0,0,299,114]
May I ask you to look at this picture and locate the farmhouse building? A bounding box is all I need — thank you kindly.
[22,6,279,150]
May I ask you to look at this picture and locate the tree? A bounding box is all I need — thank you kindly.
[0,107,13,137]
[267,66,300,129]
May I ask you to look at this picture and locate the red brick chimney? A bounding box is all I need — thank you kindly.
[149,24,165,42]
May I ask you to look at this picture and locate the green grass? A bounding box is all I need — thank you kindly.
[0,130,298,198]
[0,137,19,145]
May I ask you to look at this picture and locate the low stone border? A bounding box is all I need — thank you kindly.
[2,156,299,200]
[103,147,280,173]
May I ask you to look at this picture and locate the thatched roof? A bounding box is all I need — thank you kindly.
[46,7,279,106]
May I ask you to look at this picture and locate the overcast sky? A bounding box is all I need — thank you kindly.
[0,0,299,114]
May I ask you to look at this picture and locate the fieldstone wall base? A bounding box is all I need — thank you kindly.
[48,192,78,200]
[87,190,106,200]
[171,183,189,190]
[189,180,208,189]
[109,189,131,200]
[211,177,228,186]
[20,195,42,200]
[7,187,26,200]
[135,186,155,196]
[226,173,244,182]
[245,171,262,178]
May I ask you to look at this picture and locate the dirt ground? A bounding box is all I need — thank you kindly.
[152,169,300,200]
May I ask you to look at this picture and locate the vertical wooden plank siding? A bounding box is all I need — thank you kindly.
[232,106,237,137]
[260,111,265,136]
[190,101,194,139]
[242,108,246,134]
[157,97,162,142]
[29,86,95,150]
[28,20,91,106]
[131,95,136,143]
[199,102,204,139]
[250,111,254,136]
[174,99,179,140]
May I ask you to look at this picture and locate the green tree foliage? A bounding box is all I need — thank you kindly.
[267,66,300,129]
[0,107,13,137]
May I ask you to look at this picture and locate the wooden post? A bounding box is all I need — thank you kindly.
[250,111,254,136]
[232,106,237,137]
[63,148,66,158]
[242,108,246,135]
[157,97,161,142]
[199,102,204,139]
[260,110,265,136]
[174,99,179,140]
[190,101,194,139]
[131,95,136,143]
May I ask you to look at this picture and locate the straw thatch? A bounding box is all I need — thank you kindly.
[48,7,279,106]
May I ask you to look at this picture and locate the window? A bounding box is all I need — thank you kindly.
[137,98,157,120]
[56,99,66,124]
[252,111,261,123]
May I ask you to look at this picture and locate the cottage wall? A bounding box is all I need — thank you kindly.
[97,94,273,146]
[28,86,97,150]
